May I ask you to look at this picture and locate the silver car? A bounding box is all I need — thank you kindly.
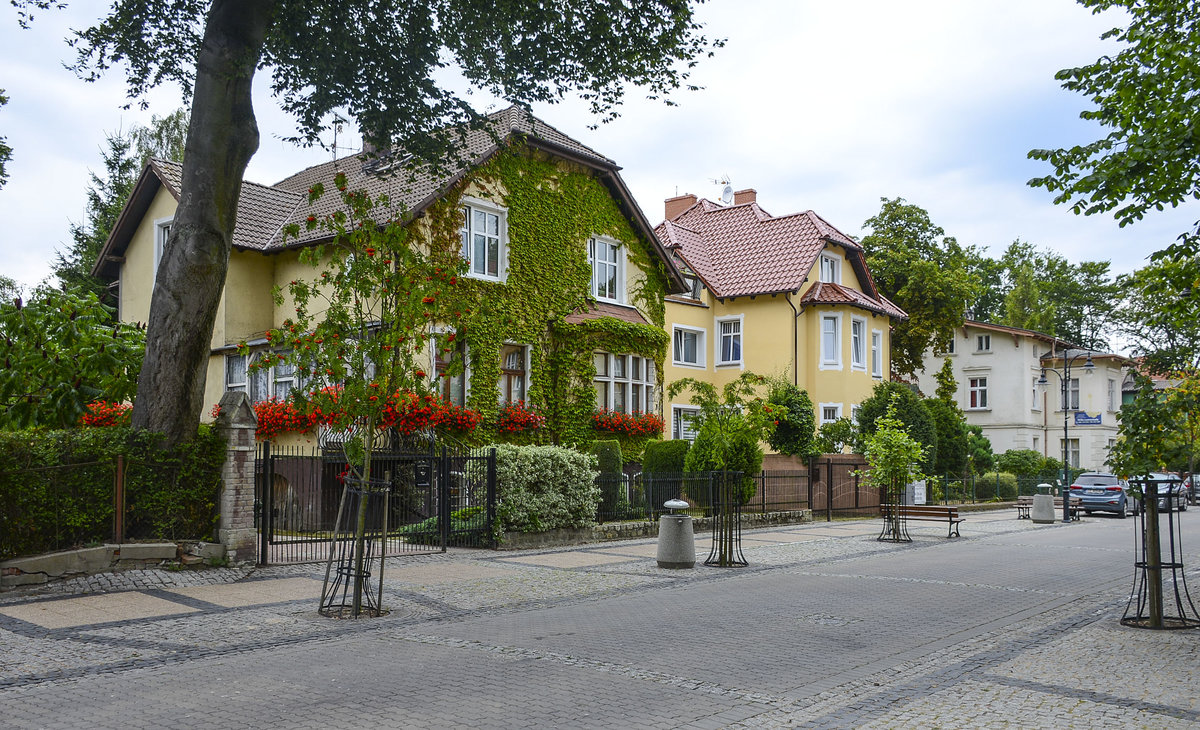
[1069,472,1130,517]
[1129,472,1188,514]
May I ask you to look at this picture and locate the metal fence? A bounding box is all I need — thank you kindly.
[256,440,496,565]
[595,457,874,523]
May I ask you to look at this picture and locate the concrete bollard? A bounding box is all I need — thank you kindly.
[657,499,695,569]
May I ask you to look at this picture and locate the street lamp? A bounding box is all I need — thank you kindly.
[1038,348,1095,523]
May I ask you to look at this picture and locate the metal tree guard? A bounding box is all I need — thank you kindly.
[319,476,392,618]
[705,470,747,567]
[878,479,911,543]
[1122,477,1199,630]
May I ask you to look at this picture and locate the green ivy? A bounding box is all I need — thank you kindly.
[418,143,670,454]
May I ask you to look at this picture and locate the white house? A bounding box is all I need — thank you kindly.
[913,320,1131,471]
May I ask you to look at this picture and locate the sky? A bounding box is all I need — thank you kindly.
[1,0,1196,293]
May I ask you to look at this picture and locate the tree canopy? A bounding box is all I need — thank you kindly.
[855,380,937,472]
[860,197,980,376]
[16,0,721,446]
[0,89,11,190]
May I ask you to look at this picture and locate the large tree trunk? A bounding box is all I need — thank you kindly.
[131,0,276,446]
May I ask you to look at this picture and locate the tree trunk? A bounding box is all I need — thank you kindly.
[131,0,276,446]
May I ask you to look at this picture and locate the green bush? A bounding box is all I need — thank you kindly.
[642,439,689,473]
[978,472,1019,501]
[766,382,817,457]
[590,440,622,474]
[856,381,937,471]
[590,439,623,519]
[0,426,225,560]
[494,444,599,534]
[397,505,486,545]
[683,419,762,504]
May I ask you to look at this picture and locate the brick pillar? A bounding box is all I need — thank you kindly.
[215,391,258,562]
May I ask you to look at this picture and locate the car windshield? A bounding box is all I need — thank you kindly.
[1073,474,1118,486]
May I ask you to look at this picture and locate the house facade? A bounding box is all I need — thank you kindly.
[94,107,686,447]
[912,320,1130,471]
[655,190,907,443]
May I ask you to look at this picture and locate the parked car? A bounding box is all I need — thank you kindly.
[1129,472,1188,514]
[1068,472,1131,517]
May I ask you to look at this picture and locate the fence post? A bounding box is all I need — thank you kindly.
[113,454,125,545]
[215,391,259,563]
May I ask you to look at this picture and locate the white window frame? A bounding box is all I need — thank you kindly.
[224,351,301,404]
[671,324,706,368]
[499,343,531,405]
[850,316,867,371]
[431,332,470,406]
[968,376,989,410]
[945,338,956,355]
[976,334,991,352]
[1107,378,1116,411]
[153,215,173,284]
[1062,377,1080,411]
[818,252,842,284]
[671,405,701,442]
[594,351,656,414]
[1063,438,1080,468]
[871,329,883,378]
[588,235,624,303]
[715,315,743,367]
[819,402,843,425]
[820,313,842,370]
[460,196,508,282]
[1032,376,1042,412]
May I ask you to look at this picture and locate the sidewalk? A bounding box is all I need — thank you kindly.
[2,509,1197,728]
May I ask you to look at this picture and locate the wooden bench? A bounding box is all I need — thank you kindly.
[1015,495,1082,519]
[881,504,962,538]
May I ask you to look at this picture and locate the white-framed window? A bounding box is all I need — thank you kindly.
[672,406,701,442]
[1063,377,1080,411]
[820,313,842,369]
[460,197,507,281]
[153,216,173,284]
[432,335,470,406]
[1107,378,1116,411]
[850,317,866,371]
[1063,438,1080,468]
[588,236,623,302]
[819,402,843,424]
[594,352,656,414]
[968,376,989,409]
[1033,436,1040,452]
[672,325,705,368]
[850,404,861,423]
[716,316,743,366]
[499,343,529,404]
[818,253,841,284]
[1032,377,1042,411]
[976,334,991,352]
[871,329,883,378]
[225,351,300,404]
[945,338,956,355]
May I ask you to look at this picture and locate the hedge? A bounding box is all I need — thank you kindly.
[494,443,599,534]
[0,426,225,560]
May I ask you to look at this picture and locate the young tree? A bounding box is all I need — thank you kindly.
[16,0,721,447]
[965,425,995,475]
[860,197,980,375]
[0,285,144,429]
[766,380,817,459]
[927,358,968,477]
[859,395,927,541]
[855,380,937,471]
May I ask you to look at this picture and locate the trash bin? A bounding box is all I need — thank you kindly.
[1031,482,1056,524]
[657,499,695,569]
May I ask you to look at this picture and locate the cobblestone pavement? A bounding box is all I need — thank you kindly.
[1,510,1198,728]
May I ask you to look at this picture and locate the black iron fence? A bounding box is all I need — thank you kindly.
[256,440,496,565]
[595,457,874,523]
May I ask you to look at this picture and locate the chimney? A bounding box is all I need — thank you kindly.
[733,188,757,205]
[665,193,697,221]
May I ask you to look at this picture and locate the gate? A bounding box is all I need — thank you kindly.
[255,435,495,565]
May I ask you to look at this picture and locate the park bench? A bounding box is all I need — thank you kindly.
[880,504,962,538]
[1015,495,1082,520]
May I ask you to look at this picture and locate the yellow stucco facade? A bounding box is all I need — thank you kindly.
[663,242,893,441]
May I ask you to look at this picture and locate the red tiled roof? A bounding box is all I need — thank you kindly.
[563,300,650,326]
[656,197,906,320]
[800,282,906,319]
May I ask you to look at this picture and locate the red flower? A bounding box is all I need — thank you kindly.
[414,370,427,378]
[422,296,436,304]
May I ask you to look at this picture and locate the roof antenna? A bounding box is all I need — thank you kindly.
[710,174,733,205]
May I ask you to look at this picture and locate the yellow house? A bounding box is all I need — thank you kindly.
[92,107,687,445]
[656,190,907,445]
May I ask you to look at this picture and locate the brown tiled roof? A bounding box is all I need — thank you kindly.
[800,282,907,319]
[656,197,906,320]
[563,300,650,326]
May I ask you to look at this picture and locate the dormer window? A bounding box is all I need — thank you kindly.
[589,236,623,302]
[819,253,841,284]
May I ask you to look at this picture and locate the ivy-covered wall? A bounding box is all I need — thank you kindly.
[420,143,670,453]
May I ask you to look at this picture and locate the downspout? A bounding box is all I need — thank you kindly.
[786,290,805,386]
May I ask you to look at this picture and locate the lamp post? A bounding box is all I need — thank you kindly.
[1038,348,1094,523]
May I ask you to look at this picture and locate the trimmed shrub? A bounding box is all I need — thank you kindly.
[683,419,763,504]
[590,440,622,474]
[494,444,600,534]
[590,440,624,519]
[0,426,225,560]
[642,439,690,474]
[978,472,1019,501]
